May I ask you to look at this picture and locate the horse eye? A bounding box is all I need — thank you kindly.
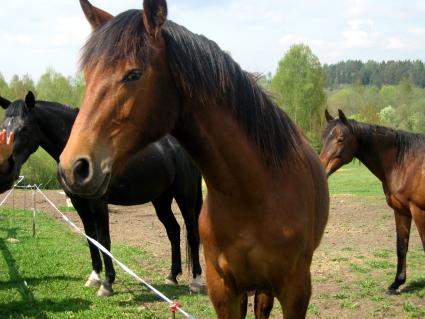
[122,70,143,83]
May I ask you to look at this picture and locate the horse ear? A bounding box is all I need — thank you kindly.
[143,0,168,38]
[79,0,113,30]
[338,109,349,125]
[25,91,35,109]
[325,110,334,123]
[0,96,11,109]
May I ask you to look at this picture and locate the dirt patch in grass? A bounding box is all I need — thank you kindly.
[1,190,424,318]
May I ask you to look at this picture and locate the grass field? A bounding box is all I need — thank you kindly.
[327,161,382,197]
[0,162,424,318]
[0,208,215,319]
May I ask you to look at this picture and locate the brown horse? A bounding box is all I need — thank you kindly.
[321,109,425,294]
[58,1,329,318]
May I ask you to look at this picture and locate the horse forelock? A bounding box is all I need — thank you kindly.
[5,100,27,117]
[80,10,150,72]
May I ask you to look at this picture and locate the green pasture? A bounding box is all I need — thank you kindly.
[328,161,383,197]
[0,208,214,319]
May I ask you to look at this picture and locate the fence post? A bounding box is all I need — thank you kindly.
[32,187,36,238]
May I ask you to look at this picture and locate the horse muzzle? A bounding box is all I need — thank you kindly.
[57,157,111,199]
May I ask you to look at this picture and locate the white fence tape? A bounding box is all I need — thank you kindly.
[0,177,195,319]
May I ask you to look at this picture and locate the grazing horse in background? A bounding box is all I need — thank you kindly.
[321,109,425,294]
[0,91,203,296]
[58,0,329,318]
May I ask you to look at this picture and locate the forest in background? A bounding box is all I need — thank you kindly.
[323,60,425,89]
[0,51,424,187]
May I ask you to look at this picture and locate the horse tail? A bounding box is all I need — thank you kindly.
[186,171,203,280]
[195,173,203,220]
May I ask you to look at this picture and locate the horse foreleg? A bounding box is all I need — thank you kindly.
[92,200,115,297]
[175,194,203,292]
[277,263,312,319]
[152,195,182,285]
[387,210,412,295]
[205,260,247,319]
[410,205,425,251]
[71,197,102,288]
[254,292,274,319]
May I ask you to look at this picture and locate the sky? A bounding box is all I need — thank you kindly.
[1,0,425,81]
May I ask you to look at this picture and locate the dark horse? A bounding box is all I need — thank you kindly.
[0,91,203,296]
[321,109,425,294]
[58,1,329,318]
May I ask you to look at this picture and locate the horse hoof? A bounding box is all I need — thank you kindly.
[165,277,178,286]
[85,278,101,288]
[189,284,203,293]
[386,288,400,296]
[189,275,203,293]
[85,271,101,288]
[97,284,114,297]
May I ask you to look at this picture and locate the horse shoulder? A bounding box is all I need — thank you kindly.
[385,154,425,208]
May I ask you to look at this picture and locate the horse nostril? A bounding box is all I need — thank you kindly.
[73,158,91,185]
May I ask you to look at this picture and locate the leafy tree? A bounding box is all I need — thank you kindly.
[36,68,74,105]
[8,74,35,100]
[379,105,396,125]
[410,60,425,87]
[69,73,85,107]
[272,44,326,141]
[0,73,8,97]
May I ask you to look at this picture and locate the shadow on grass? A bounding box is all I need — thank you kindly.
[0,298,91,319]
[0,226,22,239]
[0,238,92,318]
[0,275,82,290]
[0,237,36,303]
[402,278,425,294]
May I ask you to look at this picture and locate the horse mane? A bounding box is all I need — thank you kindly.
[35,100,79,115]
[5,100,78,117]
[349,120,425,164]
[80,10,303,167]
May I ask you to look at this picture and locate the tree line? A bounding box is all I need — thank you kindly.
[323,60,425,89]
[0,69,84,108]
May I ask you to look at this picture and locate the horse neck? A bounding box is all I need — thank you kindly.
[174,102,293,204]
[34,103,77,162]
[353,125,398,183]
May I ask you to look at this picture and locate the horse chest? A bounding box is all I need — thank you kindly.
[215,246,283,290]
